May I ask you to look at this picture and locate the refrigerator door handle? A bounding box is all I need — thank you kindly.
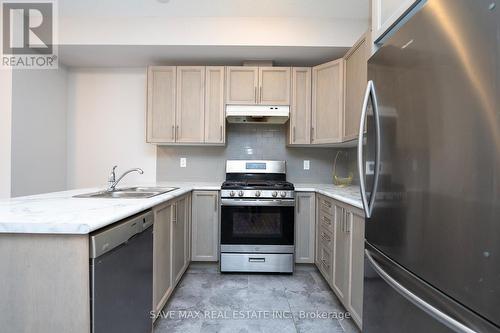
[358,80,381,218]
[365,249,477,333]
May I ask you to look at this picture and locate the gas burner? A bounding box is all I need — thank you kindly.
[220,160,294,199]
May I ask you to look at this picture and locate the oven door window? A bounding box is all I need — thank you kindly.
[221,205,294,245]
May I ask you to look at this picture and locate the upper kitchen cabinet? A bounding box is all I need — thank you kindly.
[176,66,205,143]
[312,59,344,144]
[146,66,225,145]
[258,67,291,105]
[226,66,259,104]
[288,67,312,145]
[226,66,291,105]
[343,33,368,141]
[371,0,420,44]
[204,66,225,144]
[147,66,176,143]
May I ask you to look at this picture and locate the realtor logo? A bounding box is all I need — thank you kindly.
[1,0,58,69]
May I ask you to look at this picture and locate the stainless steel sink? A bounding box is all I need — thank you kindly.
[74,187,179,199]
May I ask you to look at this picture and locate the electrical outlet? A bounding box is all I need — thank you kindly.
[180,158,187,168]
[304,160,310,170]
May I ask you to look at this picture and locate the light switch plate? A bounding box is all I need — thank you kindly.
[304,160,310,170]
[180,158,187,168]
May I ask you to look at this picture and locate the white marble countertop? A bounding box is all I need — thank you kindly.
[0,182,362,235]
[294,184,363,210]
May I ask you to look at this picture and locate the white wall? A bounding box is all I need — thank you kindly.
[66,68,156,189]
[10,67,68,197]
[59,17,367,48]
[0,69,12,199]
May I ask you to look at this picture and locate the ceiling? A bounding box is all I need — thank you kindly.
[58,45,349,67]
[58,0,369,19]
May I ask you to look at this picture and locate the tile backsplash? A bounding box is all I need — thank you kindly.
[157,124,356,184]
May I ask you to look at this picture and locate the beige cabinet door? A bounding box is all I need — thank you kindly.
[191,191,220,261]
[226,66,259,104]
[204,66,225,144]
[289,67,312,145]
[344,33,368,141]
[147,66,176,143]
[258,67,291,105]
[348,208,365,329]
[332,203,349,305]
[176,66,205,143]
[372,0,418,42]
[312,59,344,144]
[295,192,315,263]
[153,202,173,315]
[172,196,188,286]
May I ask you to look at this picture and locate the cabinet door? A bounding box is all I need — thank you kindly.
[153,203,173,315]
[332,203,349,304]
[312,59,344,144]
[348,208,365,328]
[191,191,219,261]
[172,196,187,286]
[372,0,419,43]
[147,66,176,143]
[204,66,225,144]
[344,33,368,141]
[226,66,258,104]
[289,67,312,145]
[295,192,315,263]
[175,66,205,143]
[258,67,291,105]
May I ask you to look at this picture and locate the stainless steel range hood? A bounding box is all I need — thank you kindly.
[226,105,289,124]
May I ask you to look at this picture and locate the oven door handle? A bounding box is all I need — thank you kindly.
[221,199,295,207]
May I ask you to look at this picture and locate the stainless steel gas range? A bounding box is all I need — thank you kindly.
[220,160,295,273]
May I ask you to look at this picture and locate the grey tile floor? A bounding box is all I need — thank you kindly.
[154,263,361,333]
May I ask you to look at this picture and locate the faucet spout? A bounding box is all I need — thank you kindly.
[107,167,144,191]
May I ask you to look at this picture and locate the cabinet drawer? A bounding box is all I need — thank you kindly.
[319,225,333,250]
[318,196,334,216]
[318,209,334,233]
[318,244,333,281]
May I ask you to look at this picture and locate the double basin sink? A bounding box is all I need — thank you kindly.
[74,187,179,199]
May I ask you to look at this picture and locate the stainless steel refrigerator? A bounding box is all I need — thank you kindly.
[359,0,500,332]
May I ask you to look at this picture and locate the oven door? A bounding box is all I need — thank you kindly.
[220,199,294,249]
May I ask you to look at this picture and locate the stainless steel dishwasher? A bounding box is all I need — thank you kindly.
[90,210,153,333]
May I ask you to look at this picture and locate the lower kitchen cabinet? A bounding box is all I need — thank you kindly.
[172,194,191,286]
[347,207,365,328]
[191,191,220,261]
[153,193,192,317]
[332,202,350,306]
[152,202,173,315]
[314,194,365,330]
[295,192,316,263]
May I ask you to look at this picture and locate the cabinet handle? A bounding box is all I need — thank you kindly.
[171,125,175,140]
[220,125,223,141]
[173,203,177,224]
[176,125,179,140]
[293,126,296,142]
[297,197,300,213]
[254,86,257,103]
[214,195,218,211]
[260,86,262,103]
[311,127,314,142]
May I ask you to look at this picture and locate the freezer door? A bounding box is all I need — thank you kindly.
[364,243,500,333]
[364,0,500,326]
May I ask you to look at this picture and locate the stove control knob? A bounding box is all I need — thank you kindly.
[255,191,261,197]
[280,191,287,198]
[238,190,244,197]
[272,191,278,198]
[229,191,235,197]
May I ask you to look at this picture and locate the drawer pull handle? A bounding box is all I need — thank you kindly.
[249,257,266,263]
